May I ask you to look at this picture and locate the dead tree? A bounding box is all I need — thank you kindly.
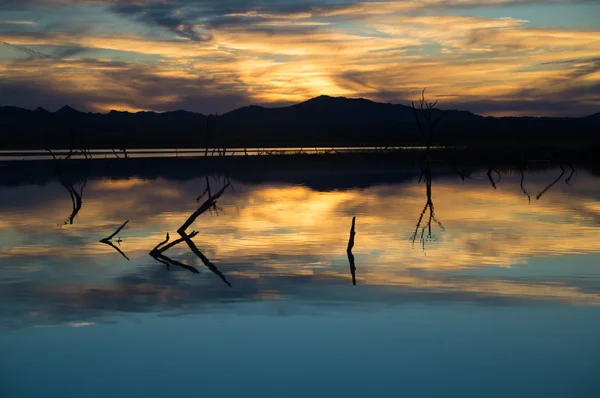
[411,88,444,150]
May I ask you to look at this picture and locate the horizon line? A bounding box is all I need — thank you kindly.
[1,95,598,119]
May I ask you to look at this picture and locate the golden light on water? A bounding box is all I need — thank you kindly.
[1,172,600,307]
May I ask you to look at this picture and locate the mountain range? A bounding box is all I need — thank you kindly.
[1,95,598,149]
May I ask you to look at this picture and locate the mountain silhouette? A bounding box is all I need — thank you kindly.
[56,105,82,115]
[0,96,598,150]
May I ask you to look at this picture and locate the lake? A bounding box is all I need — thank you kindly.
[1,158,599,397]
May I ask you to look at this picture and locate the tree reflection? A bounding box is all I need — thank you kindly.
[412,156,445,250]
[149,179,232,287]
[100,220,130,261]
[52,158,89,226]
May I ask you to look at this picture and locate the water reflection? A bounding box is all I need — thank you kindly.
[412,155,445,250]
[56,162,89,225]
[347,216,356,286]
[1,160,600,329]
[99,220,130,261]
[149,180,232,286]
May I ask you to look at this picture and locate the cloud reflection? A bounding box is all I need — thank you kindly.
[1,170,600,328]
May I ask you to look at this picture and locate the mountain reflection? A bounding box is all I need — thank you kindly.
[1,165,600,328]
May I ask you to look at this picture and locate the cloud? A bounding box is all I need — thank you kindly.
[0,1,599,115]
[110,4,213,42]
[0,58,252,112]
[0,20,37,25]
[2,169,600,328]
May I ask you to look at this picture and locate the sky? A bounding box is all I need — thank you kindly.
[0,1,599,116]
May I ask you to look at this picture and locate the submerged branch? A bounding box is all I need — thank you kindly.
[100,220,130,261]
[179,183,230,234]
[178,231,232,287]
[149,181,232,286]
[565,164,576,185]
[149,231,201,274]
[150,231,199,255]
[152,252,200,274]
[520,167,531,203]
[102,220,129,241]
[101,240,130,261]
[536,165,566,200]
[487,167,501,190]
[347,216,356,286]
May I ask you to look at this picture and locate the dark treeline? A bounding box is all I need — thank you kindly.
[1,95,599,150]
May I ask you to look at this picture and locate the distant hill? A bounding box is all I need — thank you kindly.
[585,112,600,121]
[0,96,598,149]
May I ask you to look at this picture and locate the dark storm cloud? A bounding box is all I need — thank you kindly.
[110,4,213,41]
[0,58,252,113]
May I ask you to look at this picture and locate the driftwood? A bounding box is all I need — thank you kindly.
[100,220,130,261]
[347,217,356,286]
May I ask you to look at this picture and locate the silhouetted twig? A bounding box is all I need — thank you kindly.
[347,216,356,286]
[565,164,576,184]
[150,232,201,273]
[411,88,444,150]
[520,167,531,203]
[149,182,232,285]
[179,183,230,233]
[52,159,89,225]
[537,165,566,200]
[487,167,501,190]
[100,220,130,261]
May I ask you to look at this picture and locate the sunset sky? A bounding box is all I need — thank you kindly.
[0,0,598,116]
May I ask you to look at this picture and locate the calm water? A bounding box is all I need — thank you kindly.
[1,163,600,397]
